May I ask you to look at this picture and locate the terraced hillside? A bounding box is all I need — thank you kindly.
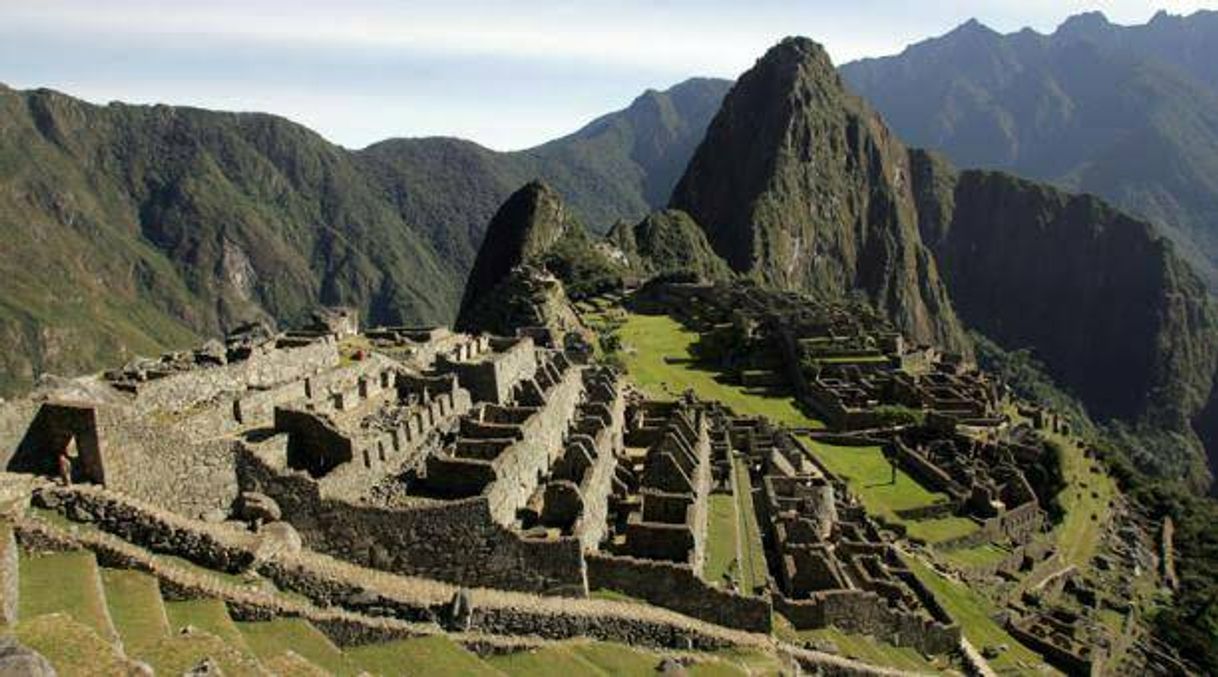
[0,513,808,677]
[581,289,1169,675]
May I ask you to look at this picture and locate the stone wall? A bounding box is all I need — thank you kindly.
[438,338,537,405]
[0,524,17,625]
[97,405,241,519]
[237,443,587,595]
[586,553,772,632]
[0,398,40,472]
[131,338,339,413]
[775,590,960,656]
[484,366,583,525]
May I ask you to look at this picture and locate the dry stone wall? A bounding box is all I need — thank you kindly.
[237,443,586,595]
[586,553,772,632]
[130,338,339,413]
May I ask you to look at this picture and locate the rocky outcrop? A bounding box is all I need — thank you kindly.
[605,210,732,282]
[670,38,969,353]
[455,182,594,342]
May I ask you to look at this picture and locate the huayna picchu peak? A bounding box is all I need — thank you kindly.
[4,11,1218,675]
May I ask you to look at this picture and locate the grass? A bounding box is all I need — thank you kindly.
[1046,432,1116,569]
[237,617,358,676]
[615,313,824,429]
[798,626,947,673]
[904,557,1048,674]
[703,493,741,588]
[486,644,606,675]
[137,630,265,676]
[939,543,1012,570]
[569,641,665,674]
[18,550,117,643]
[587,588,647,605]
[14,613,133,676]
[346,635,502,676]
[99,569,169,655]
[731,455,769,594]
[801,437,979,543]
[164,599,248,651]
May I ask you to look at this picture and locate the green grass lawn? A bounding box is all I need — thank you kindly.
[237,617,357,676]
[1047,433,1115,569]
[616,313,824,429]
[14,612,133,676]
[100,569,169,655]
[904,557,1047,674]
[798,626,947,673]
[703,493,741,588]
[164,599,248,651]
[939,543,1012,570]
[18,550,117,644]
[486,644,606,676]
[347,635,502,676]
[731,455,769,594]
[801,437,979,543]
[568,641,665,674]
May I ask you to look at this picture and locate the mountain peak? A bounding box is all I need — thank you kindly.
[757,36,836,73]
[669,37,969,351]
[455,180,572,331]
[1056,11,1114,38]
[945,18,999,40]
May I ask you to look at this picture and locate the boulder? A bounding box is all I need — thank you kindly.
[0,636,56,677]
[235,492,281,523]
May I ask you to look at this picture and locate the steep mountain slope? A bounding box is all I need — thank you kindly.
[454,181,599,340]
[0,86,458,395]
[840,11,1218,287]
[356,77,732,274]
[911,149,1218,480]
[0,78,729,396]
[669,36,1218,483]
[605,209,733,281]
[670,38,969,352]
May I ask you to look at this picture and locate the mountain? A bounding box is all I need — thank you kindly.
[670,38,970,353]
[0,85,458,396]
[357,77,732,275]
[456,181,575,331]
[454,181,609,341]
[0,78,730,396]
[671,37,1218,484]
[840,11,1218,287]
[911,150,1218,479]
[605,209,733,281]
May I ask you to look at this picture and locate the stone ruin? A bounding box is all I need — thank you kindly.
[0,297,1054,672]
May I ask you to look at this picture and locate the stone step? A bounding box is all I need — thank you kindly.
[165,598,254,655]
[130,626,269,676]
[261,650,332,676]
[12,612,138,675]
[17,549,120,646]
[346,635,505,677]
[486,643,610,675]
[100,569,170,656]
[238,617,360,676]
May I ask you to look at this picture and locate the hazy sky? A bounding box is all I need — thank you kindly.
[1,1,1213,150]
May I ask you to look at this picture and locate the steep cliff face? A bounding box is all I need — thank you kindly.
[455,181,596,339]
[911,149,1218,479]
[841,12,1218,289]
[670,38,969,353]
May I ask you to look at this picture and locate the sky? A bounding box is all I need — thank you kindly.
[1,1,1214,150]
